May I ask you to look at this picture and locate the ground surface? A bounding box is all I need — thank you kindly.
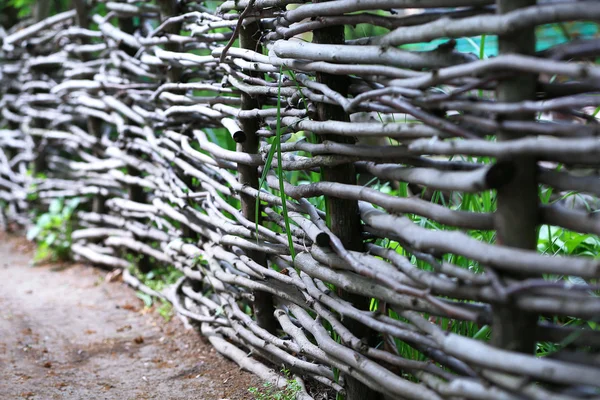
[0,233,259,400]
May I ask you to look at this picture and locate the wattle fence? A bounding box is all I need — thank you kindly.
[2,1,600,399]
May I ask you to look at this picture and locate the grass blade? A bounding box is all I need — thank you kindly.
[255,66,296,259]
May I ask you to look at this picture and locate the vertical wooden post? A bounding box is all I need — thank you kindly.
[157,0,182,83]
[89,117,105,215]
[238,21,278,334]
[116,15,151,273]
[75,0,105,214]
[157,1,201,292]
[31,0,52,177]
[34,1,51,22]
[492,0,539,353]
[157,0,199,244]
[312,4,381,399]
[74,0,88,29]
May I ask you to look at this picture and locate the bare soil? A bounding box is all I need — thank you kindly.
[0,233,258,400]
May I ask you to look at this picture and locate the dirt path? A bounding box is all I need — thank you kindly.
[0,234,258,400]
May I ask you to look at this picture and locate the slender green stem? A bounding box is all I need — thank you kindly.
[478,34,487,98]
[277,128,296,260]
[255,66,296,259]
[479,34,487,60]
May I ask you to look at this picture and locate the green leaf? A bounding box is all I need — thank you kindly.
[26,192,38,201]
[49,198,63,215]
[135,291,153,307]
[26,225,42,241]
[473,325,490,340]
[51,215,63,226]
[45,232,57,246]
[254,65,296,259]
[33,244,50,263]
[157,301,173,321]
[36,213,52,228]
[63,197,80,217]
[565,234,590,254]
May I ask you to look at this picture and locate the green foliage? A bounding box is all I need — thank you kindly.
[26,197,80,264]
[157,300,174,321]
[248,369,301,400]
[538,224,600,258]
[4,0,73,19]
[135,291,154,307]
[130,265,183,320]
[26,186,38,201]
[131,265,183,294]
[7,0,36,18]
[206,127,236,151]
[362,171,600,363]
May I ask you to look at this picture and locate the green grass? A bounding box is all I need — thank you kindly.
[27,197,80,264]
[130,265,183,321]
[363,167,599,364]
[255,66,296,260]
[248,368,302,400]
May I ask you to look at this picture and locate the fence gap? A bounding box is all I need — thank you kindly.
[492,0,539,353]
[238,20,278,334]
[311,3,381,399]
